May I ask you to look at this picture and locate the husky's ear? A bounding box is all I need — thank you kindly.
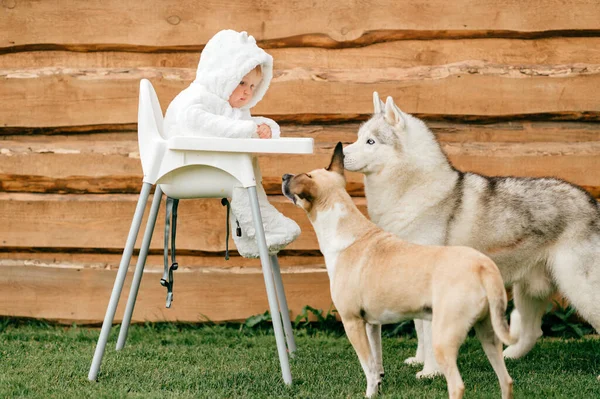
[384,96,406,129]
[327,142,345,176]
[373,92,385,114]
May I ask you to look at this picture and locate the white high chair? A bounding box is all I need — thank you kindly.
[88,79,313,385]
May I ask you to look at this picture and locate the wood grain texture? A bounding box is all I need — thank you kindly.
[0,193,366,252]
[3,121,600,140]
[0,259,570,324]
[0,262,331,324]
[1,64,599,127]
[2,131,600,251]
[3,38,600,69]
[0,252,326,270]
[2,0,600,52]
[2,0,599,325]
[1,129,599,195]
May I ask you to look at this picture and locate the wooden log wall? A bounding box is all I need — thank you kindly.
[1,0,599,324]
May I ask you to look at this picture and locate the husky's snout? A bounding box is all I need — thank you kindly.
[342,144,358,171]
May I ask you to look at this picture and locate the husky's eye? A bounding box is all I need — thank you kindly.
[366,138,375,145]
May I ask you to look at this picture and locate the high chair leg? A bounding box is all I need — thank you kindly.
[116,186,163,350]
[270,255,297,354]
[247,186,292,385]
[88,183,152,381]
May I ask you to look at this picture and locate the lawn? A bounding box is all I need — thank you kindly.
[1,320,599,398]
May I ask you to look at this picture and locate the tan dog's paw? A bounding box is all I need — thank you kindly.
[416,368,442,379]
[365,376,382,398]
[404,356,423,366]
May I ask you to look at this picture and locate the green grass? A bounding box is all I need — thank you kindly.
[1,320,599,398]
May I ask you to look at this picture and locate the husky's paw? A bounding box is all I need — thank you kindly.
[416,368,442,379]
[503,344,527,359]
[404,356,424,366]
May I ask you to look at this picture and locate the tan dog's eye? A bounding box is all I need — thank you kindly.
[306,174,312,178]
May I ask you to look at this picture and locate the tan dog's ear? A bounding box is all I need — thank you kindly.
[327,142,345,175]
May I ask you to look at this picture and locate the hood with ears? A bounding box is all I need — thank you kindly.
[193,29,273,110]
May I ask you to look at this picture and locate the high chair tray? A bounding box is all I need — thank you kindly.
[168,136,314,154]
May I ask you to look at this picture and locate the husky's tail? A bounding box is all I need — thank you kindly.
[479,257,519,346]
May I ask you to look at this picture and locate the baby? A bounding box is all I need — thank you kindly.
[163,29,300,258]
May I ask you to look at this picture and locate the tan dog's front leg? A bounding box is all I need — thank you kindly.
[343,317,381,397]
[366,323,384,378]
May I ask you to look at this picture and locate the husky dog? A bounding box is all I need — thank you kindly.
[343,93,600,379]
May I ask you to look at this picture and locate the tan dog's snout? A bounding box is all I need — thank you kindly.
[281,173,295,203]
[281,142,346,209]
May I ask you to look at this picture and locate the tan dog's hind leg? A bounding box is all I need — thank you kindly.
[474,316,514,399]
[366,323,384,378]
[432,315,469,399]
[343,317,381,397]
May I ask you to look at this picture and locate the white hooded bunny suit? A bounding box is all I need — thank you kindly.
[163,30,300,258]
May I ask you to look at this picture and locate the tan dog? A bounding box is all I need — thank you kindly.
[282,143,517,399]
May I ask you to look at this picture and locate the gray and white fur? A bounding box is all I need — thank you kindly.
[343,92,600,379]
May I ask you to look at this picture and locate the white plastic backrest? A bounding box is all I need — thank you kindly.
[137,79,167,183]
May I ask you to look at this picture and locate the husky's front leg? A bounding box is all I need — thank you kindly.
[416,320,442,379]
[344,317,382,397]
[404,319,425,366]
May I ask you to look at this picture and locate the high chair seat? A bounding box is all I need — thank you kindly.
[168,136,314,154]
[88,79,313,386]
[158,137,313,199]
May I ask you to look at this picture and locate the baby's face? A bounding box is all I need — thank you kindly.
[228,69,262,108]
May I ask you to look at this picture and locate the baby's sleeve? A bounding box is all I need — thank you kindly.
[183,104,257,138]
[239,109,281,138]
[251,116,281,139]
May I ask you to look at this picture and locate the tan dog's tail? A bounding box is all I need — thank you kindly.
[480,257,519,346]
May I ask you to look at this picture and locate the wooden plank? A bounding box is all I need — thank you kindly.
[0,134,364,195]
[2,128,600,252]
[3,38,600,70]
[3,121,600,142]
[0,252,325,270]
[445,142,600,190]
[0,193,365,252]
[1,65,599,127]
[1,129,599,196]
[0,258,569,325]
[0,262,331,324]
[429,121,600,143]
[2,0,600,52]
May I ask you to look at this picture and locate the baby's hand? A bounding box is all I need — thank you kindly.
[257,124,272,139]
